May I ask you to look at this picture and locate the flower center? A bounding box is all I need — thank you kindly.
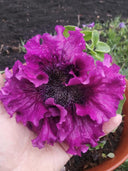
[38,67,91,107]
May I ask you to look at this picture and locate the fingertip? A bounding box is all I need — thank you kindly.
[103,114,122,135]
[0,74,5,89]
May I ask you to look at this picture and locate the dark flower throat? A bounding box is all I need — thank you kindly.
[39,67,89,107]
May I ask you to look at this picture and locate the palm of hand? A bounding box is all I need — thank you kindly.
[0,102,70,171]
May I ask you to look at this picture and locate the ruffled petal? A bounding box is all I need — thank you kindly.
[102,53,112,67]
[68,53,95,82]
[64,114,104,155]
[42,26,86,63]
[24,34,51,59]
[24,34,43,53]
[0,65,47,126]
[32,118,57,148]
[45,98,67,126]
[75,56,125,124]
[32,98,68,147]
[45,98,68,141]
[61,30,86,62]
[24,25,86,68]
[12,61,48,87]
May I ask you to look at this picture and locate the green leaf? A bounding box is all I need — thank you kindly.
[92,30,99,46]
[94,52,104,61]
[88,50,97,59]
[86,43,93,51]
[80,30,92,41]
[0,71,5,74]
[102,153,107,158]
[20,46,26,53]
[95,41,110,53]
[116,94,126,114]
[63,25,76,37]
[20,39,26,53]
[64,25,76,31]
[107,152,115,158]
[95,140,107,150]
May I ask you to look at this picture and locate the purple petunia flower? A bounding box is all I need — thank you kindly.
[82,22,95,28]
[119,22,126,28]
[0,26,125,155]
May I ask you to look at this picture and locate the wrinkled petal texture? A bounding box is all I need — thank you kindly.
[60,114,104,156]
[24,25,85,66]
[76,54,125,124]
[0,62,48,126]
[0,26,126,155]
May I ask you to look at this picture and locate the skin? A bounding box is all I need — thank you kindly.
[0,74,122,171]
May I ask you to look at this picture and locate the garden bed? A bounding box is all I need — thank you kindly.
[0,0,128,70]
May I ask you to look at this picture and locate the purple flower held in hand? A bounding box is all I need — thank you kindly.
[0,26,125,155]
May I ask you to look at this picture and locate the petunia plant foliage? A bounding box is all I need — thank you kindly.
[0,25,126,156]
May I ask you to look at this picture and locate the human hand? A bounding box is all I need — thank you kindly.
[0,74,122,171]
[0,74,71,171]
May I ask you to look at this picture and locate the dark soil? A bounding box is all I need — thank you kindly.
[65,122,124,171]
[0,0,128,70]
